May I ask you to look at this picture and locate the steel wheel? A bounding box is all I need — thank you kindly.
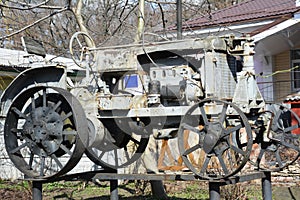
[4,86,88,179]
[254,104,300,170]
[85,120,149,169]
[178,99,252,180]
[69,31,96,68]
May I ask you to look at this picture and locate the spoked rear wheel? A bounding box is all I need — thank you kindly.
[4,86,88,179]
[254,104,300,170]
[178,99,252,180]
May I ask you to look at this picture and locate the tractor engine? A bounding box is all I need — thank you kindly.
[147,63,203,106]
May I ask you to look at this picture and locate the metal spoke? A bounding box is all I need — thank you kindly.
[97,150,105,160]
[9,142,28,154]
[275,149,283,168]
[219,104,228,124]
[31,96,36,110]
[182,123,202,135]
[284,125,299,133]
[230,145,246,156]
[60,144,73,156]
[224,124,243,136]
[123,146,130,162]
[52,101,62,111]
[225,149,235,169]
[40,156,45,176]
[42,88,47,108]
[75,37,83,48]
[280,140,300,152]
[61,112,73,121]
[11,107,27,119]
[29,152,34,169]
[62,130,77,136]
[217,154,229,175]
[200,156,211,174]
[256,148,265,165]
[51,154,63,169]
[199,106,209,125]
[10,128,23,139]
[113,149,119,167]
[183,144,201,156]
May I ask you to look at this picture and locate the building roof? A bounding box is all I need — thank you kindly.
[0,48,81,76]
[179,0,300,31]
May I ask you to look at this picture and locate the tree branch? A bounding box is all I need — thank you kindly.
[0,0,65,10]
[0,7,69,40]
[145,0,176,4]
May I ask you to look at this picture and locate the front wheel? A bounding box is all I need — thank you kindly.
[178,99,252,180]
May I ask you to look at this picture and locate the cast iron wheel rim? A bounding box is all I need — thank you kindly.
[4,86,88,179]
[69,31,96,68]
[178,98,252,180]
[85,131,149,169]
[255,104,300,171]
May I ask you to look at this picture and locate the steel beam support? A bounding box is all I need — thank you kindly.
[32,181,43,200]
[110,180,119,200]
[262,171,272,200]
[27,171,271,200]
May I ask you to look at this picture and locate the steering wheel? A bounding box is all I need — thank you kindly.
[69,32,96,68]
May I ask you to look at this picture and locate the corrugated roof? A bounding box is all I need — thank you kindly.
[180,0,300,30]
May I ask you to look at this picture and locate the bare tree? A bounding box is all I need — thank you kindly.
[1,0,244,53]
[0,0,140,55]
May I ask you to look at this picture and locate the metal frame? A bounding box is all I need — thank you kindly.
[30,170,272,200]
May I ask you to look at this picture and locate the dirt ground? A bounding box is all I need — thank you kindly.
[0,188,32,200]
[0,178,300,200]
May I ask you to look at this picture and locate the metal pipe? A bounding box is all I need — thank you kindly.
[110,180,119,200]
[177,0,182,40]
[209,182,221,200]
[262,171,272,200]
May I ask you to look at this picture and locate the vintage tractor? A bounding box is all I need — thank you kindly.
[0,32,299,181]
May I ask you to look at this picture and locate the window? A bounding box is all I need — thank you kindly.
[291,50,300,91]
[124,74,138,88]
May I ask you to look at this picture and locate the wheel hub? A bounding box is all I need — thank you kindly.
[23,106,63,156]
[203,122,223,153]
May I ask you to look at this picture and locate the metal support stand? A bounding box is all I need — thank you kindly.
[209,182,221,200]
[32,181,43,200]
[29,171,272,200]
[110,180,119,200]
[262,171,272,200]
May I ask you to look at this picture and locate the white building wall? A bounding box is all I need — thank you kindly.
[254,54,274,103]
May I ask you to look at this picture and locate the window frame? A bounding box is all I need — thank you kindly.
[291,50,300,91]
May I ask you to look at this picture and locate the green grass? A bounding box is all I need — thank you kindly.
[0,179,276,200]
